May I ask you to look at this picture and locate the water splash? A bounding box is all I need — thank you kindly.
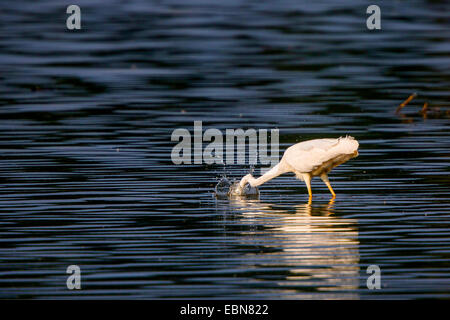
[229,181,259,197]
[215,176,259,198]
[215,176,232,198]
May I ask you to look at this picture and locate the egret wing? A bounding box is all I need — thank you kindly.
[283,138,346,173]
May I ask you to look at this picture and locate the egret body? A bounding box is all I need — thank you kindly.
[239,136,359,199]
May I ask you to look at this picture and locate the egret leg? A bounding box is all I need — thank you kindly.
[320,174,336,198]
[304,174,312,200]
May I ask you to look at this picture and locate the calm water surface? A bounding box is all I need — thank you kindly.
[0,0,449,299]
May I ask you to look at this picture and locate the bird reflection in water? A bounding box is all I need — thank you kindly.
[224,197,360,299]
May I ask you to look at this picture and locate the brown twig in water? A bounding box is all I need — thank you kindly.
[395,93,417,114]
[421,102,428,113]
[420,102,428,118]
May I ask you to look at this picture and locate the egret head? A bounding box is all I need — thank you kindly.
[239,174,254,188]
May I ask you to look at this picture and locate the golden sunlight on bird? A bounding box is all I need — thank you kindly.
[236,136,359,199]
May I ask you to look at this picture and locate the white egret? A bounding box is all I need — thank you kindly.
[238,136,359,199]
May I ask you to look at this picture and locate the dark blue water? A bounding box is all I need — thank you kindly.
[0,0,449,299]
